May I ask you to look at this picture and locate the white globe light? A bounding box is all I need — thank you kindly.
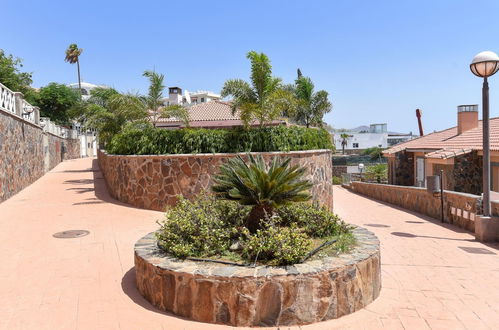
[470,51,499,78]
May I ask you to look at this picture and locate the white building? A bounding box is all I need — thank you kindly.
[334,123,415,151]
[67,82,108,100]
[162,87,221,106]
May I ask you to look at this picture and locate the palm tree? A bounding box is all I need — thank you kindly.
[64,44,83,97]
[340,133,350,154]
[294,76,332,128]
[221,51,296,128]
[212,155,312,232]
[160,104,190,127]
[142,70,165,126]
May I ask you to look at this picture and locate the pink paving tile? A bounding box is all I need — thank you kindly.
[0,160,498,330]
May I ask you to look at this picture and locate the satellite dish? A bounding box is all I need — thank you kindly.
[184,90,191,104]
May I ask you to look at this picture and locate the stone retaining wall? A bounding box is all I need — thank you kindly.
[134,227,381,327]
[98,149,333,211]
[0,109,80,203]
[349,182,479,232]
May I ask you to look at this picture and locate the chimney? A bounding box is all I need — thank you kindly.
[457,104,479,134]
[168,87,183,105]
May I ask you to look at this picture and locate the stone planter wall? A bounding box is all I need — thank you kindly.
[134,227,381,327]
[98,149,333,211]
[349,181,479,232]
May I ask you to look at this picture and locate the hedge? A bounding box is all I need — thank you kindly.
[107,126,334,155]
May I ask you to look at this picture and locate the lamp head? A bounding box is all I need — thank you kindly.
[470,51,499,78]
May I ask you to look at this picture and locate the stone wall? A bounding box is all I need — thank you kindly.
[454,151,482,195]
[0,109,81,203]
[394,151,414,186]
[433,164,455,191]
[98,149,334,211]
[348,182,479,232]
[134,227,381,326]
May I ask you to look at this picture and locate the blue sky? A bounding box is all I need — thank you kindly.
[2,0,499,133]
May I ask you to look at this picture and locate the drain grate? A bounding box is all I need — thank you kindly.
[458,247,496,255]
[53,230,90,239]
[365,224,390,228]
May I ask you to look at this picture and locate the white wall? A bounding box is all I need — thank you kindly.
[334,132,388,150]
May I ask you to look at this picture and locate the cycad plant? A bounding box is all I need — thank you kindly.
[212,155,312,232]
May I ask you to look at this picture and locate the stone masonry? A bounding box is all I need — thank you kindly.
[134,226,381,327]
[0,109,80,203]
[98,149,334,211]
[349,181,479,232]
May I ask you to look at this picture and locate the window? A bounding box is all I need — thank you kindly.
[353,143,359,148]
[201,97,205,102]
[88,143,91,148]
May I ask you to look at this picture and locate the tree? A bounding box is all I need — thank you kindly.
[64,44,83,97]
[221,51,296,128]
[72,87,150,145]
[34,83,80,124]
[212,155,312,233]
[293,76,332,128]
[366,164,387,183]
[142,70,165,126]
[0,49,36,103]
[340,133,350,154]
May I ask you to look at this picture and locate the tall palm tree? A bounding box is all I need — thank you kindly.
[221,51,296,128]
[64,44,83,97]
[294,76,332,128]
[142,70,165,126]
[340,133,350,154]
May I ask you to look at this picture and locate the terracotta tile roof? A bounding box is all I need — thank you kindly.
[156,100,240,123]
[384,117,499,156]
[155,100,285,128]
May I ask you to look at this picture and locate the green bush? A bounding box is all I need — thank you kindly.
[276,202,350,238]
[242,223,312,265]
[155,196,353,266]
[107,125,333,155]
[156,196,247,258]
[332,176,342,185]
[365,164,388,183]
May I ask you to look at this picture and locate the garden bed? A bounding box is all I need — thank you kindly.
[134,226,381,326]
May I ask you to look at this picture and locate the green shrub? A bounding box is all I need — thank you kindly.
[276,202,350,238]
[332,176,342,185]
[156,196,247,258]
[365,164,387,183]
[242,223,312,265]
[107,125,333,155]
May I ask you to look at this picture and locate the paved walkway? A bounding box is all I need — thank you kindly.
[0,158,497,330]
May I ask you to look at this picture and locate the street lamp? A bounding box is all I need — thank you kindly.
[470,51,499,216]
[358,163,364,181]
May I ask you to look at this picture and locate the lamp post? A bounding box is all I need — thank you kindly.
[470,51,499,216]
[358,163,365,181]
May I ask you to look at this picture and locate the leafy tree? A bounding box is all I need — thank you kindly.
[221,51,296,128]
[72,87,149,145]
[366,164,387,183]
[142,70,165,126]
[293,76,332,128]
[64,44,83,97]
[212,155,312,232]
[340,133,350,154]
[0,49,37,103]
[362,147,385,161]
[34,83,80,124]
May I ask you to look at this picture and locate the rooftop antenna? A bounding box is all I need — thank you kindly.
[416,108,424,136]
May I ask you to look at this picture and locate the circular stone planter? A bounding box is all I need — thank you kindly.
[134,227,381,327]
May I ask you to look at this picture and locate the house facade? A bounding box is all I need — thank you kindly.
[162,87,221,106]
[333,123,415,152]
[383,105,499,195]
